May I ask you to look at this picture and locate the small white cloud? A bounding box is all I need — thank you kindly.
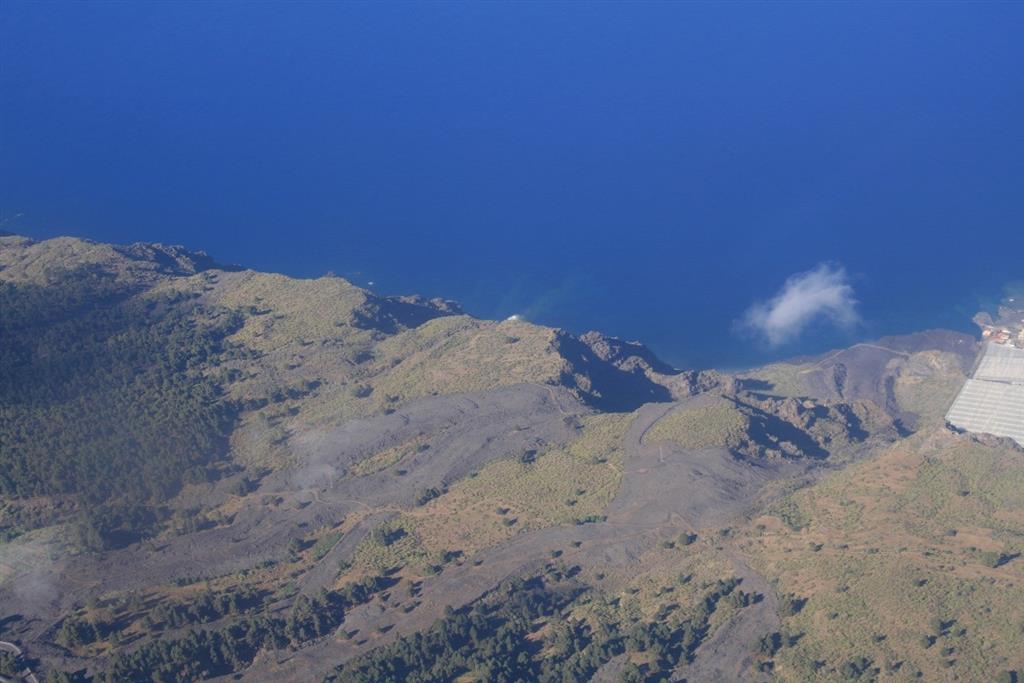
[741,263,859,346]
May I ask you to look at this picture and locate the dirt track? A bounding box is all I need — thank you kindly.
[0,384,588,676]
[242,396,804,682]
[678,549,778,683]
[4,384,851,682]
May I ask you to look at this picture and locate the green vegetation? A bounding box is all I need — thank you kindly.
[351,439,425,477]
[55,614,112,648]
[414,487,442,506]
[0,649,27,678]
[144,586,266,630]
[768,497,812,532]
[0,268,242,548]
[405,413,632,558]
[53,585,270,649]
[74,577,392,682]
[643,399,747,449]
[892,351,968,422]
[778,593,806,617]
[744,431,1024,681]
[311,530,344,561]
[326,569,743,683]
[5,236,1022,683]
[371,317,567,405]
[353,519,428,572]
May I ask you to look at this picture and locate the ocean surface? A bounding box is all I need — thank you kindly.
[2,2,1023,369]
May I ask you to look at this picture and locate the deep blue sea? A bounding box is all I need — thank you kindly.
[2,2,1022,369]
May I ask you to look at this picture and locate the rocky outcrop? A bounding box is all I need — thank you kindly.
[578,330,729,401]
[348,293,463,335]
[726,392,899,461]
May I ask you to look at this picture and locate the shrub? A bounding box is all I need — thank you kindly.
[414,487,441,506]
[980,550,1006,568]
[779,594,806,617]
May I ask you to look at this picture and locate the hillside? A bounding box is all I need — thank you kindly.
[1,234,1021,683]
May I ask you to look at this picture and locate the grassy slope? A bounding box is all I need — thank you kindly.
[643,398,748,449]
[348,413,634,572]
[7,235,1022,683]
[741,428,1024,681]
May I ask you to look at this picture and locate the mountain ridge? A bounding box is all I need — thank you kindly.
[2,233,1022,683]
